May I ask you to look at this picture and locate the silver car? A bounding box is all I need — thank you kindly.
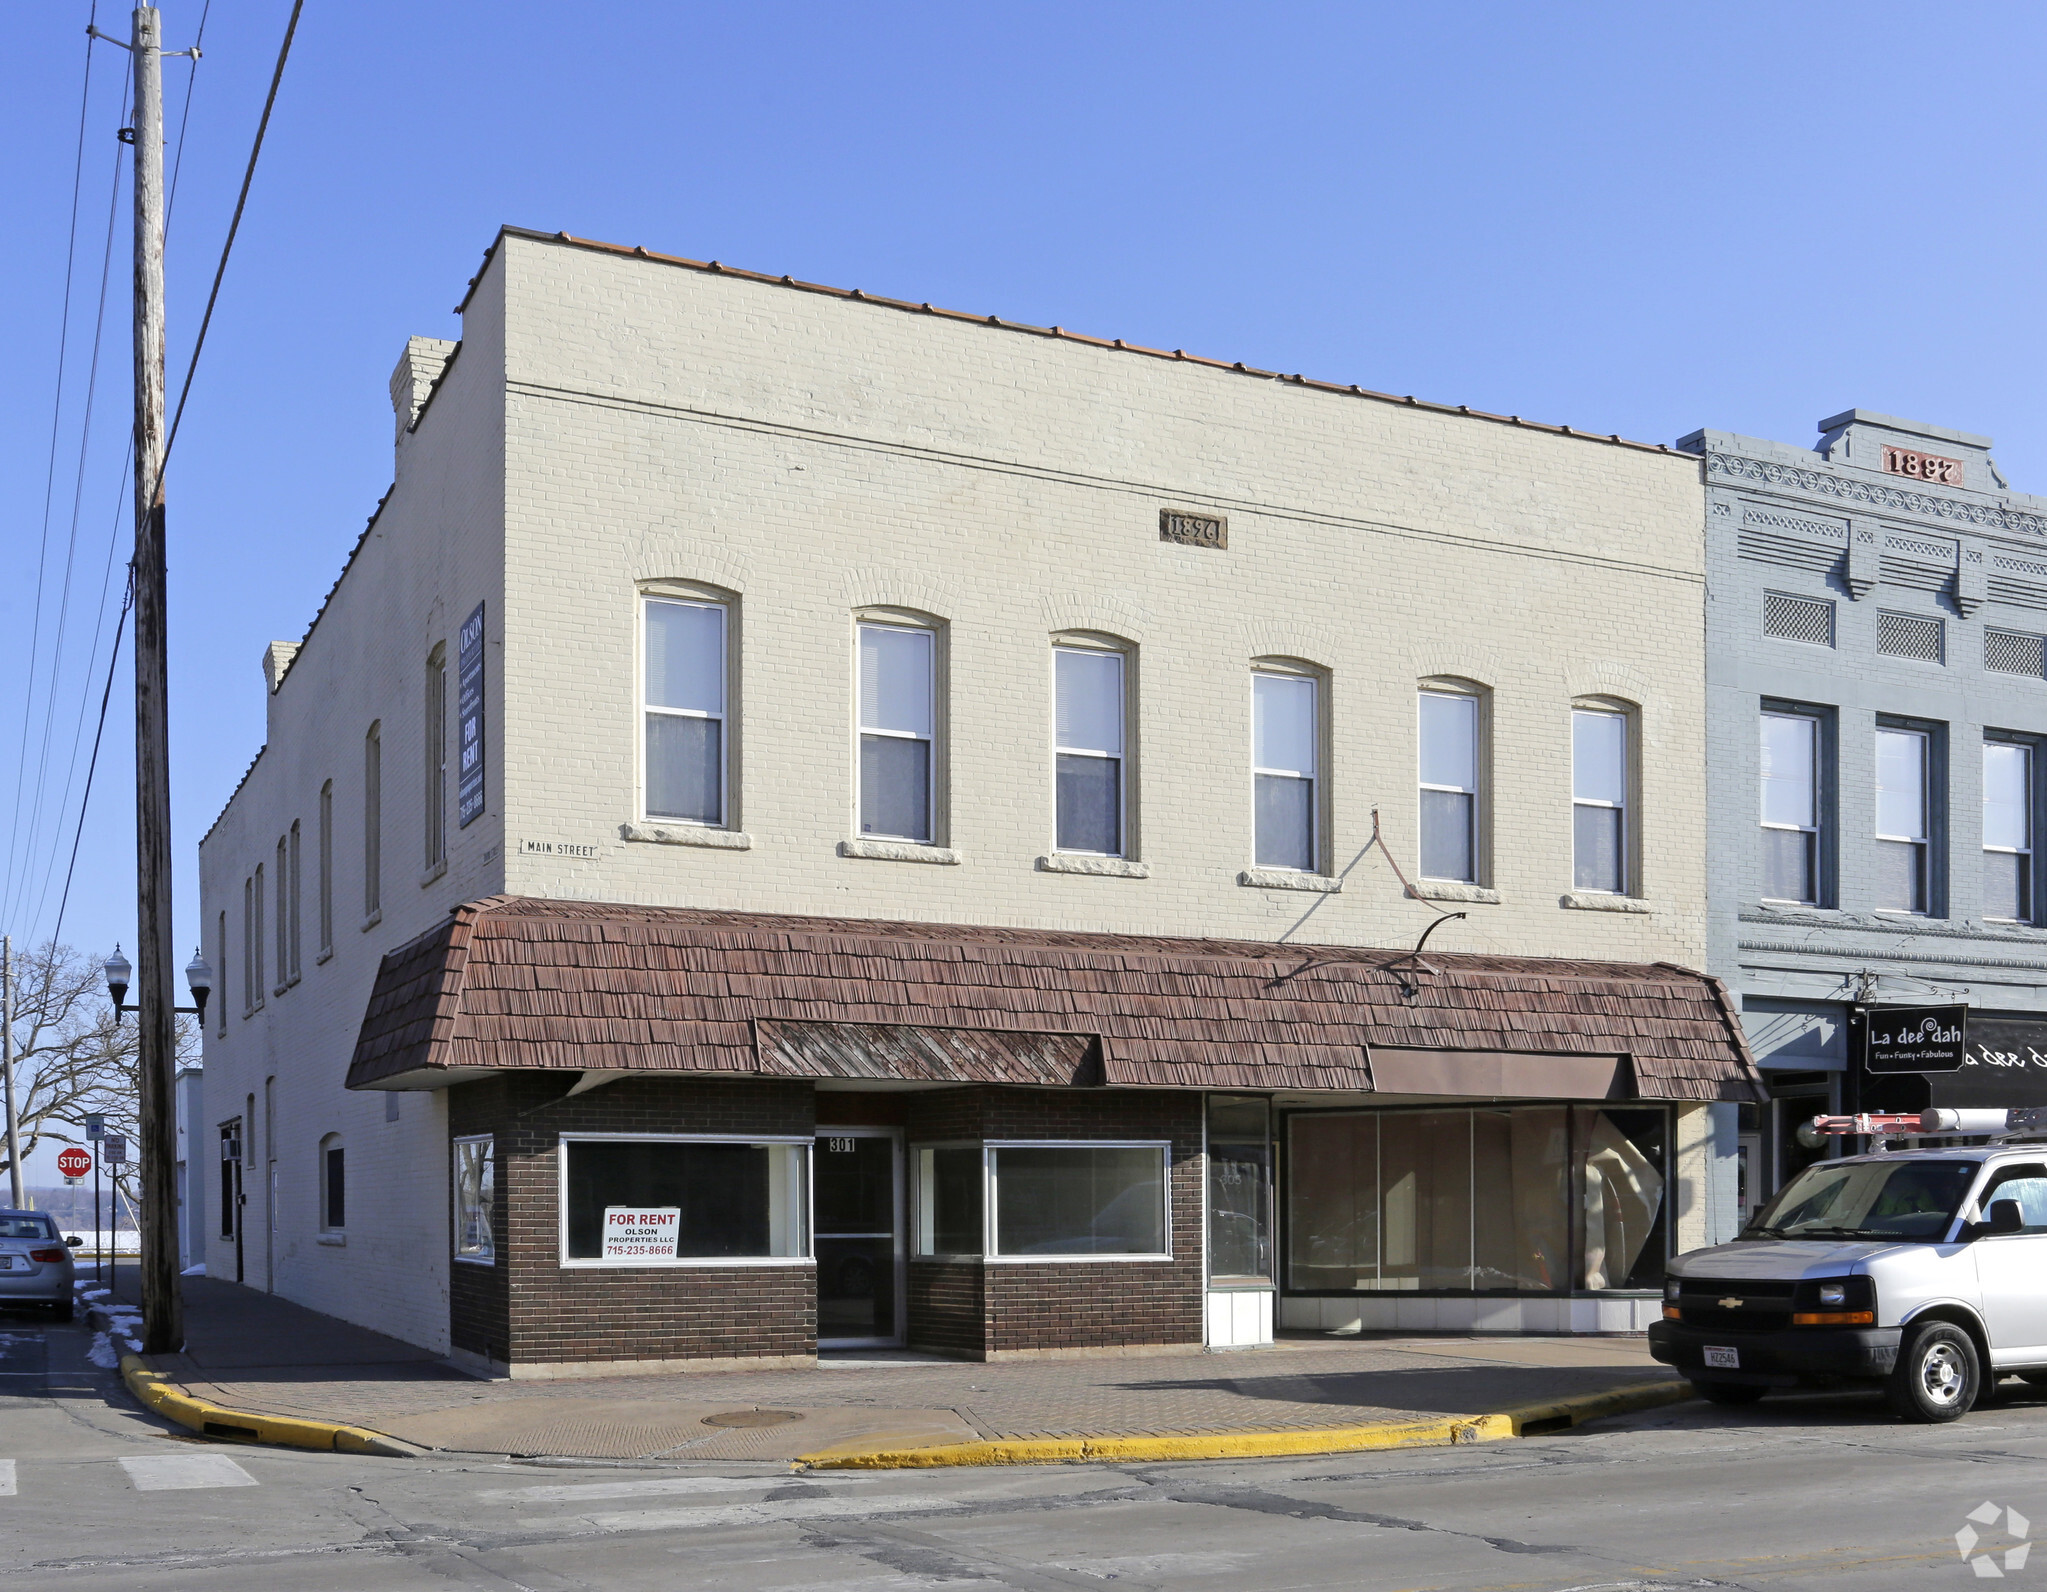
[0,1211,79,1320]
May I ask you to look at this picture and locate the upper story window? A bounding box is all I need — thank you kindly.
[1054,645,1126,856]
[1252,669,1319,872]
[1760,709,1823,905]
[1572,707,1629,894]
[1874,724,1932,914]
[424,646,448,870]
[1985,736,2036,924]
[1418,689,1479,883]
[363,721,382,921]
[858,622,936,843]
[215,909,228,1036]
[317,782,333,959]
[644,597,729,826]
[243,866,265,1014]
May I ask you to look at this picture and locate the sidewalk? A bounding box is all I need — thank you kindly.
[108,1267,1677,1463]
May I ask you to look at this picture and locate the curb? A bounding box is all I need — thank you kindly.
[795,1378,1694,1470]
[118,1354,424,1457]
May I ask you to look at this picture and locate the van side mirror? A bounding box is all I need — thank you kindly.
[1985,1199,2027,1236]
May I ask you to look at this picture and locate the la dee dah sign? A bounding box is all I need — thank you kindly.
[1864,1004,1969,1075]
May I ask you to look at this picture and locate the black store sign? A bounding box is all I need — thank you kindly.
[1937,1014,2047,1110]
[1863,1005,1968,1075]
[457,601,486,829]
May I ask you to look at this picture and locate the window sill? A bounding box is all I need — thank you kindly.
[361,909,383,932]
[839,838,962,865]
[420,859,448,888]
[984,1253,1175,1265]
[622,822,752,850]
[1037,854,1149,879]
[453,1253,497,1267]
[1239,868,1340,894]
[1407,881,1499,905]
[1207,1278,1277,1291]
[558,1256,816,1270]
[315,946,333,966]
[1560,892,1652,914]
[316,1233,345,1247]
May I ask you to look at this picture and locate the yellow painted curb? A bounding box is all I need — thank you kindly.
[119,1355,417,1457]
[796,1378,1693,1470]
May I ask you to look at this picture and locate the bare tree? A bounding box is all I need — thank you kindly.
[3,941,196,1213]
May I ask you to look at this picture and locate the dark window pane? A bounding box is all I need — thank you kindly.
[325,1148,346,1230]
[1573,805,1623,892]
[564,1140,806,1259]
[920,1147,984,1255]
[1472,1107,1570,1291]
[1874,838,1925,913]
[1208,1142,1271,1280]
[861,734,930,840]
[646,714,721,824]
[1986,851,2032,922]
[1255,773,1314,870]
[993,1147,1165,1255]
[1761,826,1814,902]
[1056,754,1120,855]
[1419,788,1474,881]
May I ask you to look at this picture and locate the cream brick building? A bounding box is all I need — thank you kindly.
[197,229,1756,1369]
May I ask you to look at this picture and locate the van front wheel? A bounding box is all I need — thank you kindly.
[1885,1322,1979,1423]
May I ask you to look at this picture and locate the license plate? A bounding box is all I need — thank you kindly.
[1704,1346,1740,1369]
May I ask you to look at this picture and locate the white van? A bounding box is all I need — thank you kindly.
[1650,1126,2047,1422]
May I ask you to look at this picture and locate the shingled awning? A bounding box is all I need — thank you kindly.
[346,897,1765,1103]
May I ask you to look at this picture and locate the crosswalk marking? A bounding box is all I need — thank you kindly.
[579,1494,963,1534]
[118,1453,258,1492]
[482,1474,870,1504]
[0,1459,14,1497]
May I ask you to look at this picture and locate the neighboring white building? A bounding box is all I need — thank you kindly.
[196,228,1758,1369]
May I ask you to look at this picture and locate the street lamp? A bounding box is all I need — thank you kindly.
[103,944,210,1022]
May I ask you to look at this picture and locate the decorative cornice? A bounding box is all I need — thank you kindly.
[1709,452,2047,538]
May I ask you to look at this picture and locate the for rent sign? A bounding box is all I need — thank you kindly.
[1864,1004,1968,1074]
[600,1206,680,1260]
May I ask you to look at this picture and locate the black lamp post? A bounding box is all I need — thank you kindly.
[103,944,210,1024]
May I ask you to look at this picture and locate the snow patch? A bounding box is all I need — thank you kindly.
[180,1263,205,1277]
[85,1332,119,1369]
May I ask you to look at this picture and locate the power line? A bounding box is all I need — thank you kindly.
[4,14,104,929]
[163,0,212,232]
[159,0,304,485]
[46,578,134,959]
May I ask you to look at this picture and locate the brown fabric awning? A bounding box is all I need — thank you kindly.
[1368,1048,1630,1100]
[346,896,1766,1102]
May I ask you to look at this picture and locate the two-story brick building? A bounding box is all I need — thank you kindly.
[196,227,1760,1375]
[1688,412,2047,1214]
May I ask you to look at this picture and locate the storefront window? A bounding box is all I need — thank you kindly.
[913,1146,985,1256]
[453,1135,494,1263]
[1285,1106,1666,1293]
[993,1144,1168,1258]
[1207,1096,1272,1282]
[560,1136,809,1265]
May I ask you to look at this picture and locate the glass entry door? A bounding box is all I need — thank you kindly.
[814,1129,903,1347]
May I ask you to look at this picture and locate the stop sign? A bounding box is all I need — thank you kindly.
[56,1147,91,1179]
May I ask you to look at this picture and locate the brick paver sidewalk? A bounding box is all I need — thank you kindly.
[111,1268,1668,1462]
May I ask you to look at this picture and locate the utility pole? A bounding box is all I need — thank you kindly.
[128,3,181,1355]
[2,937,21,1210]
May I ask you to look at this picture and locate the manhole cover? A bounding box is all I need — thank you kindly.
[701,1409,804,1429]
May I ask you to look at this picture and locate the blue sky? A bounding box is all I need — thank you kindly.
[2,0,2044,1073]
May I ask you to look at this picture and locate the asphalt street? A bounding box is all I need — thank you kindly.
[3,1311,2043,1591]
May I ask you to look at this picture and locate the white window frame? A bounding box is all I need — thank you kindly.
[1759,709,1822,906]
[318,1133,346,1236]
[555,1131,815,1270]
[1417,687,1481,884]
[1570,706,1630,895]
[1984,737,2036,924]
[911,1139,1175,1264]
[363,721,382,921]
[317,780,333,959]
[1252,667,1321,873]
[1052,642,1128,858]
[855,620,939,844]
[452,1134,495,1265]
[1874,724,1932,916]
[641,595,730,828]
